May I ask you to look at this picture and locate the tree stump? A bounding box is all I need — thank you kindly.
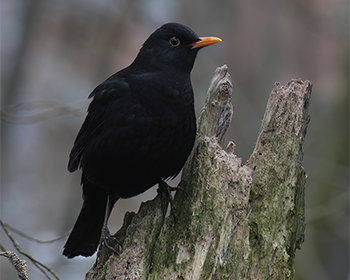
[85,65,311,280]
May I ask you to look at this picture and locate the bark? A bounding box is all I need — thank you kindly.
[85,65,311,280]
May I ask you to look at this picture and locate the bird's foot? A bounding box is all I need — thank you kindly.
[97,226,122,258]
[158,180,179,223]
[168,184,188,196]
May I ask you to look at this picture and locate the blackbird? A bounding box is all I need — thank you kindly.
[63,22,221,258]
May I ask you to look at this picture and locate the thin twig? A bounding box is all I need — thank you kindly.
[4,223,69,244]
[0,219,61,280]
[1,99,88,124]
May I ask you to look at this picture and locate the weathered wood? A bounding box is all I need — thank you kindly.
[85,66,311,280]
[245,79,311,279]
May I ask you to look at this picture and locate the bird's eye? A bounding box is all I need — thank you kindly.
[169,37,180,47]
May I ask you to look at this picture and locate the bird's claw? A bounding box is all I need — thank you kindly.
[168,184,188,196]
[158,181,180,223]
[101,237,121,255]
[97,226,122,258]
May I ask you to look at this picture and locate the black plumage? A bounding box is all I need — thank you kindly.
[63,22,221,258]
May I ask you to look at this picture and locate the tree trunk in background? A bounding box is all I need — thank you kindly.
[85,65,311,280]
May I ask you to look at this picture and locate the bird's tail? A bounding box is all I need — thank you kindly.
[63,177,107,258]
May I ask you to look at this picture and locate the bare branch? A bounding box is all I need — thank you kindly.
[0,251,29,280]
[4,223,69,244]
[0,219,60,280]
[1,99,88,124]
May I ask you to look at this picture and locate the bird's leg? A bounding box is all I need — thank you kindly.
[158,180,177,223]
[97,194,122,257]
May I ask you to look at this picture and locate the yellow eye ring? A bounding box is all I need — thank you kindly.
[169,37,180,47]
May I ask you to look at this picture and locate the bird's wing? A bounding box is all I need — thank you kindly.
[67,75,129,172]
[67,113,103,172]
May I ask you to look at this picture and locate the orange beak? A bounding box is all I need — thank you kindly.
[191,36,222,49]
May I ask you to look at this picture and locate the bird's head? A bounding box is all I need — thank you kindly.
[132,22,222,73]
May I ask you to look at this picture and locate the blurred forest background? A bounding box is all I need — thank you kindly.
[1,0,348,279]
